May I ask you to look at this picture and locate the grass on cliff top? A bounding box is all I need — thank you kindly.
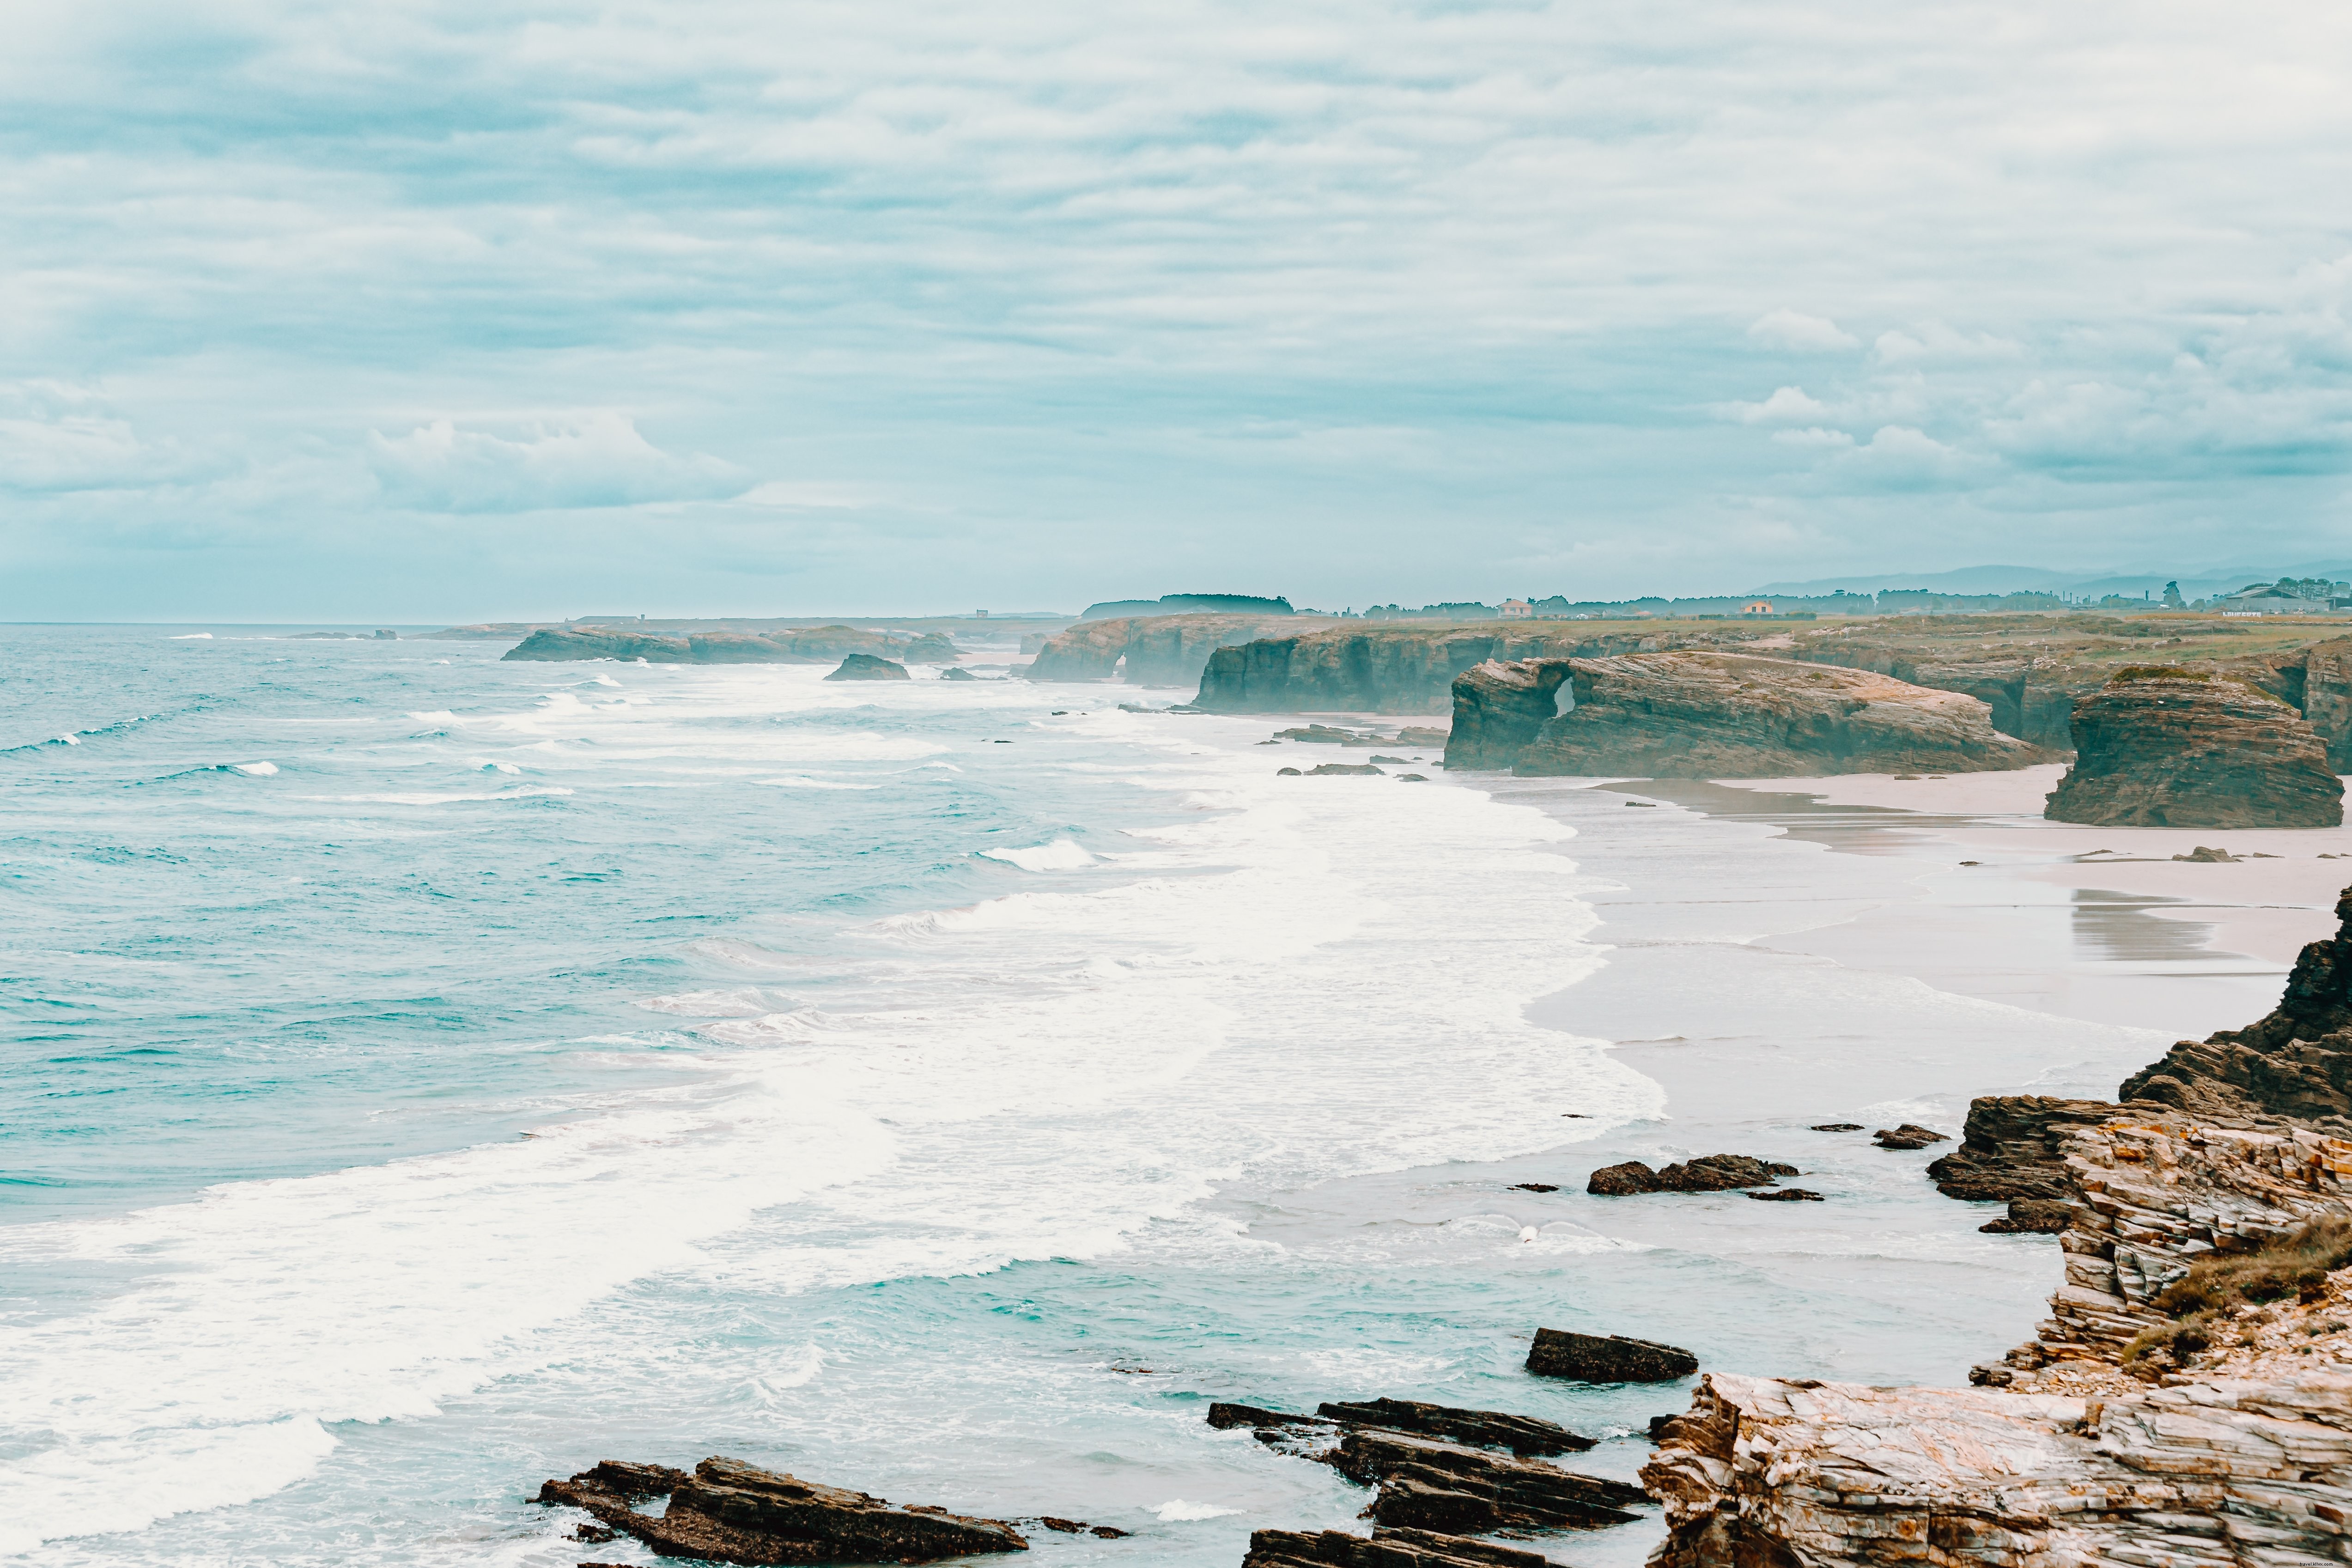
[2109,665,2210,683]
[2121,1218,2352,1365]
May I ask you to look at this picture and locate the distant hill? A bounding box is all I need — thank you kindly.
[1079,593,1295,621]
[1756,563,2352,602]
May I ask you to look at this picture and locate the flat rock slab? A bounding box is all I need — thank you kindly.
[1526,1328,1697,1383]
[1244,1527,1562,1568]
[1314,1397,1595,1456]
[1333,1430,1646,1533]
[536,1457,1027,1564]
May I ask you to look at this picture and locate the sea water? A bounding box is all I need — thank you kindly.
[0,628,2218,1567]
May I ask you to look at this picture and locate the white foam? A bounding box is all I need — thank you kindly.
[1153,1501,1240,1522]
[228,761,277,777]
[976,839,1095,871]
[168,633,213,640]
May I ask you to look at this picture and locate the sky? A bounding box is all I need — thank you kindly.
[3,0,2351,620]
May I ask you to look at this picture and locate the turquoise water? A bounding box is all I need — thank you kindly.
[0,628,2168,1567]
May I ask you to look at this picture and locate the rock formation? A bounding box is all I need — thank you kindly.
[2119,886,2352,1127]
[536,1456,1028,1562]
[2044,669,2345,827]
[1208,1397,1594,1456]
[1525,1329,1697,1382]
[1194,625,1748,715]
[825,654,910,681]
[1587,1155,1799,1195]
[1447,659,1572,769]
[1453,653,2049,777]
[1024,613,1314,685]
[1871,1123,1949,1150]
[1242,1527,1561,1568]
[1642,1113,2352,1568]
[503,626,958,665]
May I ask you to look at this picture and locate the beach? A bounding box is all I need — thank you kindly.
[0,633,2318,1567]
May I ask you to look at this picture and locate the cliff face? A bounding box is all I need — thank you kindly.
[1446,660,1573,769]
[1643,1113,2352,1568]
[1193,626,1743,715]
[2121,887,2352,1128]
[1024,613,1315,685]
[1470,653,2050,777]
[503,626,958,664]
[2043,671,2344,828]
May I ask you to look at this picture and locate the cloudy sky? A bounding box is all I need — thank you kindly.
[5,0,2350,619]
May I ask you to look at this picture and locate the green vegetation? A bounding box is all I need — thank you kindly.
[2121,1218,2352,1366]
[2109,665,2208,683]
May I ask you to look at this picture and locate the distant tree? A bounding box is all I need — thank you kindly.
[2163,580,2184,608]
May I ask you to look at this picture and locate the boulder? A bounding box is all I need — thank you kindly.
[1977,1197,2074,1234]
[826,654,911,681]
[2043,669,2344,827]
[939,666,978,681]
[535,1457,1027,1563]
[1746,1187,1823,1202]
[1871,1123,1948,1150]
[1586,1155,1797,1195]
[1491,653,2052,778]
[1525,1329,1697,1382]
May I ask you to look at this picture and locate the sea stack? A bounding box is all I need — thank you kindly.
[2043,668,2344,827]
[825,653,911,681]
[1452,652,2050,777]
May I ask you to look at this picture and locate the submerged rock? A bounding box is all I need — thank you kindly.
[2043,669,2344,827]
[1525,1328,1697,1382]
[939,666,978,681]
[1745,1187,1823,1202]
[1332,1429,1645,1533]
[535,1456,1027,1562]
[1304,762,1384,776]
[1314,1397,1595,1456]
[825,654,911,681]
[1466,653,2051,777]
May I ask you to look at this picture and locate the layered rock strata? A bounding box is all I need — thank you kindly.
[1456,653,2049,777]
[1525,1329,1697,1382]
[1242,1526,1561,1568]
[1640,1113,2352,1568]
[1332,1429,1646,1533]
[2044,670,2344,827]
[1205,1397,1593,1456]
[1024,613,1315,685]
[504,626,958,664]
[2121,888,2352,1127]
[536,1457,1028,1562]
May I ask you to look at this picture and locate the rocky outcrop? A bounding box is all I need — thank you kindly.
[1467,653,2050,777]
[1871,1123,1949,1150]
[1195,626,1756,715]
[825,654,910,681]
[1447,660,1573,769]
[536,1456,1028,1562]
[1243,1527,1561,1568]
[1587,1155,1799,1195]
[503,626,958,665]
[1525,1329,1697,1382]
[1333,1428,1646,1533]
[2044,670,2345,827]
[1642,1112,2352,1568]
[2120,886,2352,1127]
[1025,614,1314,685]
[1926,1095,2122,1203]
[1207,1397,1593,1457]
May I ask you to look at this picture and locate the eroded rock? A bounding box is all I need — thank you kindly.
[1313,1397,1594,1456]
[534,1456,1028,1564]
[1871,1123,1949,1150]
[1525,1328,1696,1382]
[2044,669,2344,827]
[1585,1155,1797,1195]
[1331,1430,1645,1533]
[824,654,911,681]
[1242,1527,1559,1568]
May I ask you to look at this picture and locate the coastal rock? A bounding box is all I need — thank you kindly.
[1871,1122,1948,1150]
[1306,763,1384,776]
[1977,1197,2074,1233]
[1745,1187,1823,1201]
[825,654,910,681]
[502,626,957,665]
[1314,1397,1595,1456]
[2043,669,2344,827]
[1241,1527,1559,1568]
[1025,613,1313,686]
[1487,653,2052,778]
[940,667,978,681]
[1924,1095,2121,1201]
[1586,1155,1797,1195]
[1525,1328,1697,1382]
[1446,659,1571,770]
[1195,626,1738,716]
[1331,1429,1646,1532]
[1642,1113,2352,1568]
[2118,885,2352,1127]
[535,1456,1028,1563]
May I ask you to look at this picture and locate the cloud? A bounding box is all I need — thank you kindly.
[1747,311,1860,352]
[1770,426,1854,449]
[0,383,215,493]
[1726,386,1832,423]
[1872,324,2026,365]
[1831,425,1996,490]
[365,413,748,513]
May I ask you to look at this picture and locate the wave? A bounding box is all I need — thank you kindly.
[976,838,1095,871]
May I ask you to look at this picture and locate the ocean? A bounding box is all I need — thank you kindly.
[0,626,2256,1566]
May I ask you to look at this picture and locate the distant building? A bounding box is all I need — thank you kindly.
[1500,599,1532,620]
[2216,585,2321,616]
[1742,600,1774,616]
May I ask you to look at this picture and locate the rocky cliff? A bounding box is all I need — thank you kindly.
[1642,1112,2352,1568]
[2043,669,2344,828]
[1453,653,2051,777]
[1193,625,1761,715]
[2120,886,2352,1128]
[1024,613,1318,685]
[503,625,959,664]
